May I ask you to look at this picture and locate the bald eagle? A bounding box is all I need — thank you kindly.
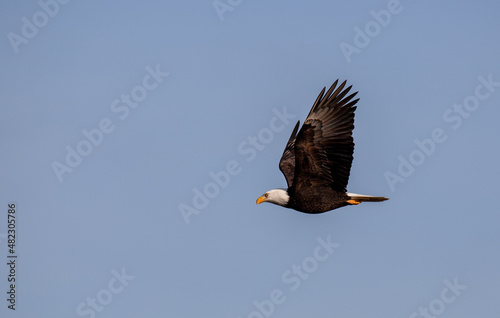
[256,80,388,213]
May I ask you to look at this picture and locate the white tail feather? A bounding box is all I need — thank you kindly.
[347,193,388,202]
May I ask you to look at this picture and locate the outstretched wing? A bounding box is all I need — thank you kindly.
[279,120,300,188]
[292,80,359,193]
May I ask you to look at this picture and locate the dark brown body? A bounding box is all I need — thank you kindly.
[287,185,350,213]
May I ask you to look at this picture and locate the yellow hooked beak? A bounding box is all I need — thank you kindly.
[256,195,266,205]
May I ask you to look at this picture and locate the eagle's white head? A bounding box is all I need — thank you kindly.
[256,189,290,207]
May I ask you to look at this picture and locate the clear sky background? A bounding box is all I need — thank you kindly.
[1,1,500,317]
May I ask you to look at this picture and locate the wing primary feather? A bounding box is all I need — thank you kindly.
[307,87,327,118]
[329,80,347,103]
[322,81,341,105]
[279,120,300,188]
[336,92,358,108]
[330,85,352,105]
[287,120,300,144]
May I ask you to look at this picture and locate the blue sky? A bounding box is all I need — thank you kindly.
[1,0,500,317]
